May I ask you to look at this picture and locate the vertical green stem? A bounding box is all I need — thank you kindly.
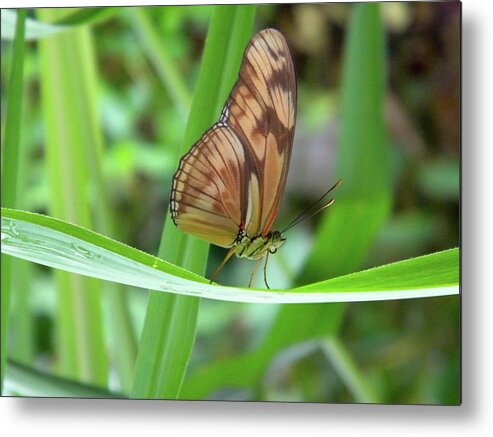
[65,9,137,394]
[301,3,390,282]
[1,8,26,392]
[38,8,108,386]
[131,5,256,399]
[322,337,379,403]
[202,3,389,400]
[130,7,192,116]
[9,261,34,365]
[36,8,138,391]
[308,3,389,402]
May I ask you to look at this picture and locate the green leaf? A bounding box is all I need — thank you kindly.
[50,7,121,26]
[130,5,257,400]
[1,8,120,41]
[181,304,345,399]
[5,360,124,398]
[37,8,108,386]
[130,7,192,116]
[32,5,136,393]
[1,9,66,41]
[301,3,391,283]
[321,337,379,403]
[214,3,392,402]
[1,8,26,393]
[1,208,459,303]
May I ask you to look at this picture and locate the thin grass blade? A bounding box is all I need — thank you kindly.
[37,8,108,386]
[50,7,121,26]
[130,5,256,400]
[130,7,192,116]
[216,3,391,401]
[5,360,124,398]
[0,8,26,392]
[1,8,120,41]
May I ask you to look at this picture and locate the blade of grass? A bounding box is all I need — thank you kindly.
[204,3,391,401]
[303,3,391,282]
[130,7,192,117]
[37,8,137,393]
[290,3,390,402]
[37,8,108,386]
[1,9,66,41]
[179,303,345,400]
[8,74,39,366]
[1,8,120,41]
[3,192,449,396]
[130,5,256,400]
[321,336,379,403]
[53,7,137,394]
[9,261,34,365]
[1,209,459,302]
[50,7,121,26]
[5,360,125,398]
[0,8,26,392]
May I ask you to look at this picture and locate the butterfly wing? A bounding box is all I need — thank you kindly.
[171,125,247,247]
[221,28,297,236]
[171,28,296,246]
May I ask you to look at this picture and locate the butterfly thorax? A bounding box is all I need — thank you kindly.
[234,230,285,260]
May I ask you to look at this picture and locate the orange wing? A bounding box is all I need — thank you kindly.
[221,28,297,236]
[171,29,296,246]
[171,125,247,247]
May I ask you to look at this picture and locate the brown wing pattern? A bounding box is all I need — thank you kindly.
[171,28,296,247]
[220,28,297,236]
[170,125,246,247]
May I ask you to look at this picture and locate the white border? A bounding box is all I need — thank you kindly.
[2,0,490,436]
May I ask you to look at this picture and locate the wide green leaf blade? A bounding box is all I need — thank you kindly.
[1,208,459,303]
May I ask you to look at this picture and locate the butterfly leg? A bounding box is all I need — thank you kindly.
[263,251,270,289]
[248,258,263,288]
[210,247,236,284]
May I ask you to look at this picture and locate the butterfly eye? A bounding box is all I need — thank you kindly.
[269,247,278,255]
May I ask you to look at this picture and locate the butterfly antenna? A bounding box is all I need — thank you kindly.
[283,198,335,232]
[281,178,342,233]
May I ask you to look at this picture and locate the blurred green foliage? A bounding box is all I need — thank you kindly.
[1,3,459,404]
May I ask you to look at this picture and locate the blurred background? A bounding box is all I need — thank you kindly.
[1,3,460,404]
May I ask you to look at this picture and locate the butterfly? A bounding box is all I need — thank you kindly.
[170,28,340,288]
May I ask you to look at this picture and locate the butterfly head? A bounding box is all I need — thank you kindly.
[267,230,286,255]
